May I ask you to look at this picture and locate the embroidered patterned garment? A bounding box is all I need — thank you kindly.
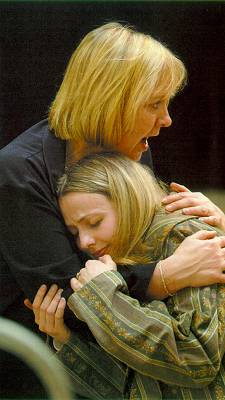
[58,212,225,399]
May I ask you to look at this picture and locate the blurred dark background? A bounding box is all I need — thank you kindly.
[0,1,224,190]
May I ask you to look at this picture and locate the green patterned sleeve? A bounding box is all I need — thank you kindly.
[56,329,128,400]
[67,219,225,388]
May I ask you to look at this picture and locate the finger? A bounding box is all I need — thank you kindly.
[76,272,81,280]
[182,205,212,217]
[162,185,192,205]
[162,192,183,205]
[98,254,114,266]
[188,230,217,240]
[77,266,89,284]
[215,236,225,248]
[99,254,117,270]
[98,255,109,263]
[55,298,71,344]
[33,284,48,310]
[32,284,48,323]
[199,216,219,227]
[46,289,63,317]
[162,191,199,207]
[24,298,33,311]
[39,284,58,327]
[44,289,63,332]
[71,277,83,291]
[170,182,191,193]
[76,268,86,280]
[55,297,66,322]
[39,284,58,309]
[164,197,203,212]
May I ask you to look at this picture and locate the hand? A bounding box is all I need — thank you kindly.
[24,284,71,344]
[163,230,225,292]
[162,182,225,231]
[71,255,117,291]
[149,230,225,299]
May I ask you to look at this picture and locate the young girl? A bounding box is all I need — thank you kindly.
[30,152,225,400]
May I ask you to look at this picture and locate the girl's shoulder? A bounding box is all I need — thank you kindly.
[147,208,222,260]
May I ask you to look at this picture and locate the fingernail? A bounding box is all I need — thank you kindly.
[165,205,172,211]
[51,284,57,289]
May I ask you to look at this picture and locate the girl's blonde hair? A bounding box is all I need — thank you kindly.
[58,153,166,265]
[49,22,186,147]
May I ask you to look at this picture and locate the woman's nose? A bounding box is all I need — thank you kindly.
[159,106,172,128]
[162,114,172,127]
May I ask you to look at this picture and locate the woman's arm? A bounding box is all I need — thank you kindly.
[148,229,225,299]
[121,185,225,301]
[0,149,83,305]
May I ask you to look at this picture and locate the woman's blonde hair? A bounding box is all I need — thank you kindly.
[58,152,166,265]
[49,22,186,147]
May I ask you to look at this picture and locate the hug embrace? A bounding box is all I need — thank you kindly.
[0,22,225,399]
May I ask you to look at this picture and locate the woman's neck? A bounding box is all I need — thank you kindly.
[66,140,106,168]
[66,140,86,166]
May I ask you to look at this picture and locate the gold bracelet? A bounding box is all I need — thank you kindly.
[158,261,174,297]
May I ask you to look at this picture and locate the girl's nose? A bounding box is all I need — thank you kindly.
[77,233,95,251]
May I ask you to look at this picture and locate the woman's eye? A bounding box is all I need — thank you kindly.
[145,101,161,110]
[152,101,161,109]
[90,220,102,228]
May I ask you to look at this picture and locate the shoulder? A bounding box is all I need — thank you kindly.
[0,119,65,187]
[169,217,222,240]
[147,210,197,259]
[148,209,221,259]
[0,119,49,161]
[0,120,48,190]
[163,216,222,258]
[152,208,222,237]
[0,119,49,172]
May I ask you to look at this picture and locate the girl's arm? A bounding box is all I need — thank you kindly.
[68,222,225,388]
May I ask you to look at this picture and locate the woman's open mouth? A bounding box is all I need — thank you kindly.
[140,137,149,151]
